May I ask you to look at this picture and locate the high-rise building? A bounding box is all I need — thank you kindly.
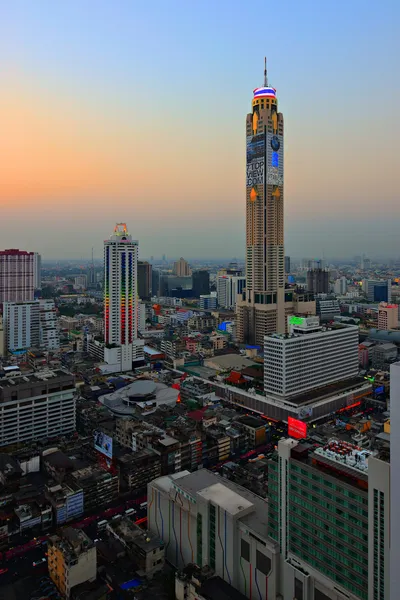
[264,316,359,398]
[391,362,400,600]
[378,302,399,330]
[199,294,217,311]
[3,301,40,352]
[334,276,347,295]
[0,370,76,447]
[39,299,60,350]
[217,275,246,310]
[363,279,391,303]
[48,528,96,599]
[236,61,315,344]
[0,249,35,304]
[33,252,42,290]
[74,275,87,290]
[104,223,143,371]
[173,257,191,277]
[284,255,290,274]
[315,294,341,322]
[138,260,152,300]
[307,268,329,294]
[192,270,210,297]
[269,437,390,600]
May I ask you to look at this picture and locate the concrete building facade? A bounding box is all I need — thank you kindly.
[217,275,246,310]
[104,223,143,371]
[0,249,35,303]
[236,64,315,344]
[269,438,390,600]
[0,369,76,447]
[148,470,278,598]
[3,301,40,352]
[377,302,398,330]
[48,528,96,599]
[264,317,359,398]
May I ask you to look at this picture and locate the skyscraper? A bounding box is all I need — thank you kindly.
[173,257,191,277]
[236,61,314,344]
[104,223,143,371]
[33,252,42,290]
[137,261,152,300]
[307,268,329,294]
[0,249,35,304]
[192,270,210,297]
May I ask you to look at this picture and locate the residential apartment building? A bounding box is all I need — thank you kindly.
[0,369,76,447]
[217,275,246,310]
[39,299,60,350]
[0,249,35,303]
[264,317,359,398]
[377,302,398,330]
[48,528,96,599]
[173,257,191,277]
[33,252,42,290]
[3,301,40,352]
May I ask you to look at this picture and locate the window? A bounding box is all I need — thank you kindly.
[294,577,304,600]
[314,589,330,600]
[256,550,271,575]
[241,539,250,562]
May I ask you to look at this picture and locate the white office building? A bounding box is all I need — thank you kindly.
[39,299,60,350]
[33,252,42,289]
[264,316,359,398]
[3,301,40,352]
[217,275,246,310]
[148,469,279,598]
[104,223,143,372]
[0,369,76,447]
[334,276,347,295]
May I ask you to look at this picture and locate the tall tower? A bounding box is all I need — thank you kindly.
[104,223,142,371]
[0,249,35,304]
[236,60,314,345]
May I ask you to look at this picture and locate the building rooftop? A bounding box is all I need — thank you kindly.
[0,368,74,389]
[101,379,178,416]
[153,469,269,539]
[108,517,163,553]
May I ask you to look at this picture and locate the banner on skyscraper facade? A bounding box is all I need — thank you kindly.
[246,158,264,186]
[266,132,284,186]
[246,133,265,162]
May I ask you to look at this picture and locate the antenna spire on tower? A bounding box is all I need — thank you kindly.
[264,57,268,87]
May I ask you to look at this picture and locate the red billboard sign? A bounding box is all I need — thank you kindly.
[288,416,307,439]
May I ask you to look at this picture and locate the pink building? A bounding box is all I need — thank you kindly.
[358,344,369,368]
[378,302,399,330]
[0,249,34,303]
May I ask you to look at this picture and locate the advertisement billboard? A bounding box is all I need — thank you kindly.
[246,133,265,162]
[266,132,284,186]
[288,416,307,440]
[94,431,113,459]
[246,158,264,187]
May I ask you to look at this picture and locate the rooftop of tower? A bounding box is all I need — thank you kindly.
[253,57,276,99]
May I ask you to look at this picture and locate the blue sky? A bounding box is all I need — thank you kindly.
[1,0,399,258]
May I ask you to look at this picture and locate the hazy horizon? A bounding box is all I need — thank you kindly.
[1,1,398,260]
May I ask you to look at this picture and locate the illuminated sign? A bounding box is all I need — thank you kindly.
[272,151,279,167]
[289,316,306,326]
[94,431,113,459]
[288,416,307,440]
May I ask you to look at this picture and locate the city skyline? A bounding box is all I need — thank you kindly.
[1,0,398,259]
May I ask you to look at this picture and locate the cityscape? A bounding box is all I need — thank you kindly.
[1,2,398,600]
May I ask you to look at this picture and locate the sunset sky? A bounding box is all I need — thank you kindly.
[1,0,398,259]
